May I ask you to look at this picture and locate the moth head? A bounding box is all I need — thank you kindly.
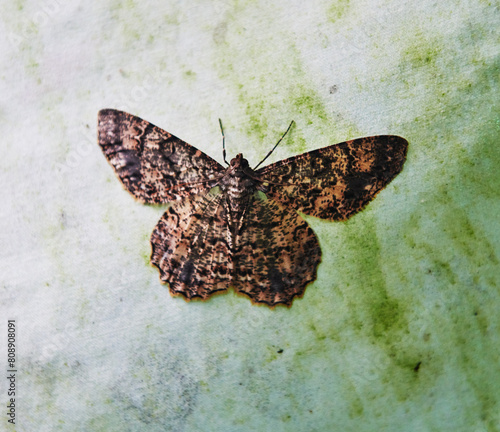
[229,153,250,170]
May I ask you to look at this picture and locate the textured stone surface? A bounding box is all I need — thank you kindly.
[1,0,499,431]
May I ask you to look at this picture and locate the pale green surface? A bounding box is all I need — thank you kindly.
[1,0,499,431]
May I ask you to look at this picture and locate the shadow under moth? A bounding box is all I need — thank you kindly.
[97,109,407,308]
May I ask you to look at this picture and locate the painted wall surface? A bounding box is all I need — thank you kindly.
[1,0,499,431]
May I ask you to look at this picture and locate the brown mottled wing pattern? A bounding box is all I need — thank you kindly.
[98,109,224,203]
[233,193,321,307]
[150,192,232,300]
[257,136,408,221]
[98,109,407,308]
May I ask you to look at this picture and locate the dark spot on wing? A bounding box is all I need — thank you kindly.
[179,260,195,284]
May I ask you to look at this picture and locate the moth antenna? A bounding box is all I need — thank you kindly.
[219,118,229,165]
[253,120,294,170]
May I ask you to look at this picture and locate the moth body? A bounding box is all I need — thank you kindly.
[218,154,258,199]
[218,153,260,243]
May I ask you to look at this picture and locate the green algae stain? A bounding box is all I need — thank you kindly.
[211,5,358,158]
[14,0,24,11]
[371,296,404,338]
[457,103,500,203]
[402,38,441,69]
[141,249,151,267]
[397,65,500,291]
[326,0,351,22]
[380,15,500,422]
[348,396,364,418]
[289,89,329,122]
[86,415,124,432]
[184,70,196,79]
[337,212,409,343]
[233,71,356,158]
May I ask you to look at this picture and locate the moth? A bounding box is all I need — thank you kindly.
[98,109,407,307]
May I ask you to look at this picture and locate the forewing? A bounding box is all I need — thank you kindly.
[150,192,232,300]
[98,109,224,203]
[257,135,408,220]
[233,193,321,307]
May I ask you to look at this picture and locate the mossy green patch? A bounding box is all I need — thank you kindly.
[212,11,359,159]
[230,69,356,159]
[184,70,196,79]
[326,0,351,22]
[141,249,151,267]
[402,36,441,69]
[336,212,410,344]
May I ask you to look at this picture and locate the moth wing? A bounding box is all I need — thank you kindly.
[257,135,408,221]
[98,109,224,203]
[151,192,232,300]
[233,193,321,307]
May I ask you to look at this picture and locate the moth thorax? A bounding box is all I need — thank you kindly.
[220,172,257,199]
